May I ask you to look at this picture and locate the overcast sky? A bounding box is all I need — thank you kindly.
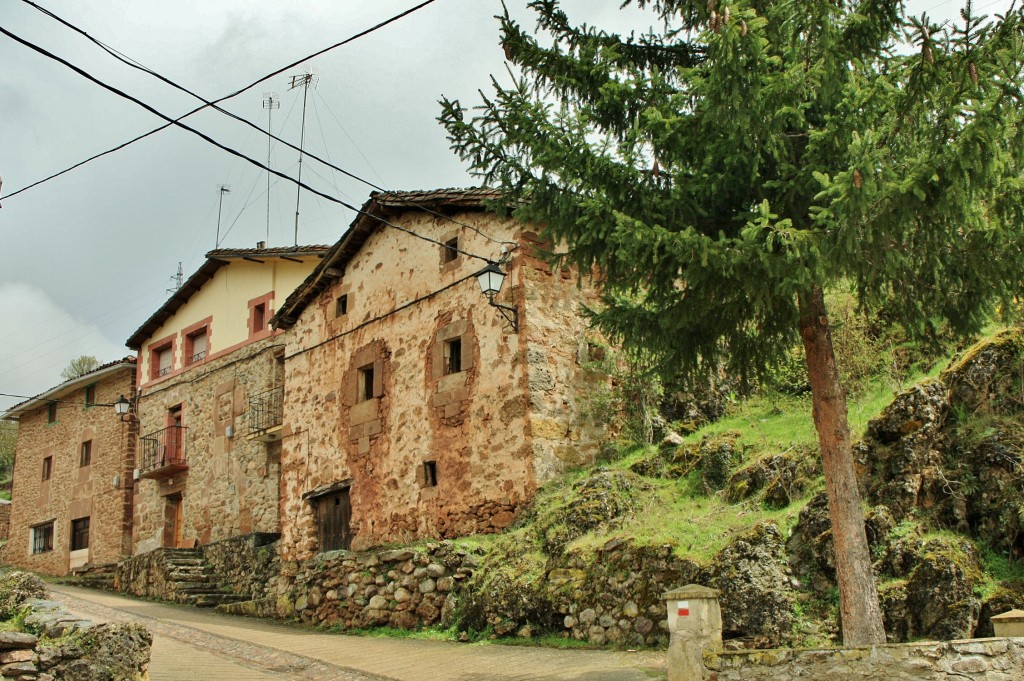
[0,0,1012,411]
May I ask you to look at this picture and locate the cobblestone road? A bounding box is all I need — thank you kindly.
[50,585,667,681]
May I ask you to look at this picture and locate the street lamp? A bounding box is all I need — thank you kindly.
[476,262,518,332]
[113,394,133,422]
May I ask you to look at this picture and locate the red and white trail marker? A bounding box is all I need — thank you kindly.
[677,601,690,617]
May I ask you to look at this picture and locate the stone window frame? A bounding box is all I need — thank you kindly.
[248,292,275,341]
[41,456,52,481]
[181,317,212,367]
[422,461,438,488]
[46,402,57,424]
[70,516,90,551]
[148,333,177,381]
[30,521,54,555]
[79,440,92,468]
[84,384,96,408]
[431,320,474,381]
[344,345,385,407]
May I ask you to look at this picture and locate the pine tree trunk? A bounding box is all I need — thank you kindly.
[798,285,886,646]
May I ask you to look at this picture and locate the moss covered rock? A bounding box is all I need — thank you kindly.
[724,447,819,508]
[0,571,46,620]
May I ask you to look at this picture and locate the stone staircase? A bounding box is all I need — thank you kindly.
[163,548,247,608]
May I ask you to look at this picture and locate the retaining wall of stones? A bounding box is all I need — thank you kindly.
[706,638,1024,680]
[276,541,480,629]
[203,532,280,599]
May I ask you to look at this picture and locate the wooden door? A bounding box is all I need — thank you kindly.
[163,493,183,548]
[318,489,352,552]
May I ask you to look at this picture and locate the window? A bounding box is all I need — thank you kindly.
[41,456,52,481]
[252,303,267,335]
[31,522,54,555]
[80,440,92,467]
[84,385,96,406]
[423,461,438,488]
[316,489,352,552]
[184,329,208,365]
[442,236,459,264]
[358,365,375,403]
[71,517,90,551]
[336,294,348,318]
[46,402,57,424]
[444,338,462,375]
[149,340,174,380]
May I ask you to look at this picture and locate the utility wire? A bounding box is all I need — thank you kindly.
[0,24,494,263]
[2,0,439,203]
[11,0,518,247]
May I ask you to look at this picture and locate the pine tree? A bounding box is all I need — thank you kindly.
[441,0,1024,646]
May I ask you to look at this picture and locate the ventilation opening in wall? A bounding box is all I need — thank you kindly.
[358,364,375,402]
[336,294,348,318]
[442,237,459,264]
[423,461,438,488]
[444,338,462,375]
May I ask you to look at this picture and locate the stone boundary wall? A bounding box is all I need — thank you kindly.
[706,638,1024,680]
[203,532,280,599]
[276,541,479,629]
[2,596,150,679]
[0,501,10,541]
[115,548,183,601]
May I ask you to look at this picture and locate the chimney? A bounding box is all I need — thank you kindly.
[256,241,267,250]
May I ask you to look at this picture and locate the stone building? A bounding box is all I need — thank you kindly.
[2,357,137,575]
[272,188,606,560]
[126,244,327,554]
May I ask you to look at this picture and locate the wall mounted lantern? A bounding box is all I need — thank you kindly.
[113,394,136,423]
[477,262,518,332]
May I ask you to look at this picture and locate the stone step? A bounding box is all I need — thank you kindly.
[165,558,206,567]
[190,593,247,608]
[214,598,275,617]
[167,568,211,579]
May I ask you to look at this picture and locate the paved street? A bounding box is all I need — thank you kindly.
[50,585,667,681]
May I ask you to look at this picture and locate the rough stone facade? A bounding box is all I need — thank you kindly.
[3,360,136,575]
[0,500,10,540]
[706,638,1024,680]
[202,532,280,600]
[132,339,283,553]
[275,190,605,560]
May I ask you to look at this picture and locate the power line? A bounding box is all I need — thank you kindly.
[2,0,439,203]
[0,24,494,264]
[11,0,517,247]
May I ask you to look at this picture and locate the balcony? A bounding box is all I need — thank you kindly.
[247,386,284,442]
[138,425,188,480]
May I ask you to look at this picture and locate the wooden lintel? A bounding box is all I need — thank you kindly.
[243,257,266,264]
[323,267,344,278]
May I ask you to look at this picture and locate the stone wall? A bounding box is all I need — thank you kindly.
[133,340,282,554]
[114,548,182,601]
[706,638,1024,680]
[4,365,136,575]
[202,532,280,600]
[279,208,603,559]
[276,542,479,629]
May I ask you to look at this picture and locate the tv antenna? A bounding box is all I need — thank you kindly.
[215,185,231,248]
[262,92,279,245]
[288,67,318,246]
[167,262,183,293]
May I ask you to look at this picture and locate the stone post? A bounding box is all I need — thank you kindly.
[992,609,1024,637]
[663,584,722,681]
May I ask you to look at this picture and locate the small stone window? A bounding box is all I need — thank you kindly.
[41,456,52,481]
[184,328,208,365]
[71,517,90,551]
[84,384,96,407]
[31,522,53,555]
[358,364,375,403]
[336,294,348,318]
[444,338,462,375]
[441,236,459,265]
[46,402,57,424]
[423,461,438,488]
[252,303,267,334]
[80,440,92,467]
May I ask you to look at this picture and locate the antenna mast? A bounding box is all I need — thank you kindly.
[215,185,231,248]
[262,92,279,245]
[288,68,318,247]
[167,262,183,293]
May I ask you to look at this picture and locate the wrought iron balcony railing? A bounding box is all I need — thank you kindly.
[247,386,284,441]
[138,425,188,479]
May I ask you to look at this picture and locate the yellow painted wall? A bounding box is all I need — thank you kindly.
[138,257,317,387]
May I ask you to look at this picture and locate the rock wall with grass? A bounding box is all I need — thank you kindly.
[202,532,280,600]
[0,571,151,680]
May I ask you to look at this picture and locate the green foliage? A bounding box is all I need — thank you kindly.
[442,2,1024,384]
[0,571,46,621]
[0,421,15,489]
[579,343,665,445]
[60,355,100,382]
